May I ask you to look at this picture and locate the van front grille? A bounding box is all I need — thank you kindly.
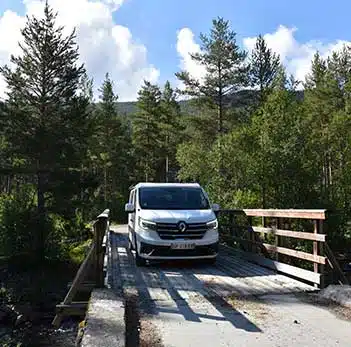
[156,222,207,240]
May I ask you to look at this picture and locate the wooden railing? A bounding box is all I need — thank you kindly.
[218,209,349,288]
[52,209,110,327]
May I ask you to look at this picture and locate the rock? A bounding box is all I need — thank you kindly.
[319,285,351,309]
[14,303,41,323]
[0,305,16,325]
[15,314,26,326]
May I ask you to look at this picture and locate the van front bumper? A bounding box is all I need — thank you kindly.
[138,241,218,260]
[134,228,219,260]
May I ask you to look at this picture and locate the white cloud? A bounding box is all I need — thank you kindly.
[176,27,206,89]
[243,25,351,86]
[176,24,351,91]
[0,0,159,101]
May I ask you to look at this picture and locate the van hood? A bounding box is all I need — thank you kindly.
[139,209,216,224]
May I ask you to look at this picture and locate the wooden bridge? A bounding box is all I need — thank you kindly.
[52,208,350,347]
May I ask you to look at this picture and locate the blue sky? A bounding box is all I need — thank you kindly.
[0,0,350,100]
[114,0,351,84]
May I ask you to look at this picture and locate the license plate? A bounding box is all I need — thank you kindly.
[171,243,196,250]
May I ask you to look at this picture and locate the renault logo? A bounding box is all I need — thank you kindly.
[178,221,187,232]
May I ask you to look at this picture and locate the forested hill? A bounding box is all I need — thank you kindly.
[116,89,304,116]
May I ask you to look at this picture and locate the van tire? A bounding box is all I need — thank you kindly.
[204,257,216,265]
[134,237,146,266]
[135,252,146,267]
[128,237,134,251]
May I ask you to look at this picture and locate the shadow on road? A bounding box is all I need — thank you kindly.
[110,232,262,333]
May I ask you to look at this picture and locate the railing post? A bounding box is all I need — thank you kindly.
[229,211,235,239]
[248,216,253,253]
[313,219,319,288]
[94,216,107,288]
[262,216,266,242]
[319,220,325,289]
[275,218,281,261]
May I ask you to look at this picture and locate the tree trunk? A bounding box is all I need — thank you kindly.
[104,165,107,203]
[37,169,46,259]
[165,156,169,183]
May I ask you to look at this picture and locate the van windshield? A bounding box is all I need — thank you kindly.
[139,187,210,210]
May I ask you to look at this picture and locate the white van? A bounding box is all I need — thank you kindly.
[125,182,220,266]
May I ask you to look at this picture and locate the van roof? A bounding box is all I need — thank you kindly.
[131,182,201,189]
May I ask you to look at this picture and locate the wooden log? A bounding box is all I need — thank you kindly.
[252,227,326,242]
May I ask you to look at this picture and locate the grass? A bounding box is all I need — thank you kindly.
[68,239,93,264]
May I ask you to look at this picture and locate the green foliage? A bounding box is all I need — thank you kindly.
[132,80,163,181]
[249,34,281,104]
[0,187,37,258]
[176,16,248,142]
[2,9,351,263]
[68,239,92,264]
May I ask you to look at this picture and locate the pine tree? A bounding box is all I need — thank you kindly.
[160,81,182,182]
[132,81,162,182]
[93,73,131,215]
[0,1,88,257]
[176,17,248,138]
[249,35,280,105]
[304,52,340,202]
[176,17,248,192]
[80,71,94,103]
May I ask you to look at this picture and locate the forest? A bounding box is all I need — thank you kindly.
[1,4,351,266]
[1,2,351,345]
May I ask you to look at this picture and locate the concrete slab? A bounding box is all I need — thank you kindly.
[80,289,125,347]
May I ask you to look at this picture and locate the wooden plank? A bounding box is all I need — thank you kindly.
[94,218,107,288]
[67,281,96,291]
[252,226,326,242]
[275,218,280,261]
[313,220,319,279]
[52,243,95,327]
[219,209,326,220]
[232,237,326,264]
[262,243,326,265]
[56,302,88,316]
[235,249,321,285]
[97,209,110,219]
[319,220,325,288]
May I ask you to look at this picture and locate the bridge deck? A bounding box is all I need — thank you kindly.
[105,226,351,347]
[109,225,316,301]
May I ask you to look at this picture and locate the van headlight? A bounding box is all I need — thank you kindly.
[207,219,218,230]
[139,217,157,231]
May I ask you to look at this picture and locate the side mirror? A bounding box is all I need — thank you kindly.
[125,203,135,213]
[211,203,220,212]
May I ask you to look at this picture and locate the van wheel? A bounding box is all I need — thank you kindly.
[204,257,216,265]
[128,237,134,251]
[134,238,146,266]
[135,251,146,267]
